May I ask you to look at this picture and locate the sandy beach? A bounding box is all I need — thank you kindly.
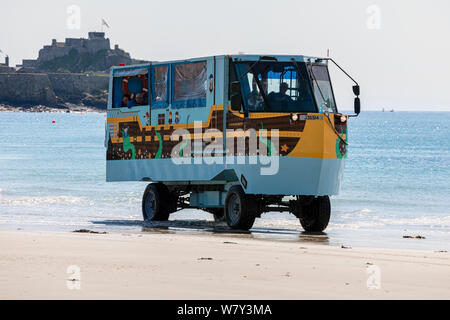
[0,230,449,300]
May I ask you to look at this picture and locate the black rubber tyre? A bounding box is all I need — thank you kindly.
[212,208,225,222]
[142,183,170,221]
[225,185,256,230]
[161,185,178,214]
[299,196,331,232]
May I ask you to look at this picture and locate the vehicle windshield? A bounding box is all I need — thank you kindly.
[309,64,337,113]
[234,61,316,113]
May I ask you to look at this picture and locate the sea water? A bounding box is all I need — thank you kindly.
[0,111,449,250]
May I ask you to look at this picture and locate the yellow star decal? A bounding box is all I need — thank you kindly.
[281,144,289,152]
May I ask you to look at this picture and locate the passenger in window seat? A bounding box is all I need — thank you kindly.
[119,95,130,108]
[128,93,145,107]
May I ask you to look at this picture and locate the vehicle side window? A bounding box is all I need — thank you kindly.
[112,67,149,108]
[310,64,337,113]
[172,61,207,108]
[151,65,169,108]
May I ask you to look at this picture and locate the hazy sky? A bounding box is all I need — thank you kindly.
[1,0,449,111]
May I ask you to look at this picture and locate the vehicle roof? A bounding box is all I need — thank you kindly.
[111,54,325,70]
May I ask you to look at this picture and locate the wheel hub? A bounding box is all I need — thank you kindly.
[227,194,241,225]
[144,193,155,219]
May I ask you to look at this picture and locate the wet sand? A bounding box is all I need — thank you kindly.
[0,230,449,299]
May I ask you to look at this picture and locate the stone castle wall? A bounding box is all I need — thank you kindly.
[0,73,109,107]
[47,73,109,101]
[38,46,72,62]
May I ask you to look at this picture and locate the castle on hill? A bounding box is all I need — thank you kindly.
[17,32,145,72]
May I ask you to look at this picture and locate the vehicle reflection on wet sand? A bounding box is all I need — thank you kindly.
[91,218,331,245]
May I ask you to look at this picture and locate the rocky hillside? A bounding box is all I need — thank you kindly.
[0,72,109,109]
[38,48,134,73]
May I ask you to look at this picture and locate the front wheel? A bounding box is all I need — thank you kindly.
[225,185,256,230]
[299,196,331,232]
[142,183,170,221]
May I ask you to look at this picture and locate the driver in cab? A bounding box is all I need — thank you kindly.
[268,82,293,110]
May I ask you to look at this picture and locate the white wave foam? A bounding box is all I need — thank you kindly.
[331,215,450,230]
[329,222,384,230]
[379,216,450,227]
[1,196,84,205]
[335,208,373,215]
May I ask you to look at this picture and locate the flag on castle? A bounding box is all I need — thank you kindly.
[102,19,110,28]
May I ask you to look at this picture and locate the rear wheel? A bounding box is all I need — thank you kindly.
[298,196,330,232]
[225,185,256,230]
[142,183,170,221]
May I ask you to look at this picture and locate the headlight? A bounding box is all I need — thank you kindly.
[292,113,298,121]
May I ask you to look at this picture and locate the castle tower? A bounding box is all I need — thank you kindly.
[88,32,105,40]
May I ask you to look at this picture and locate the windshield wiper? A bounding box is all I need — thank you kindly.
[252,72,271,112]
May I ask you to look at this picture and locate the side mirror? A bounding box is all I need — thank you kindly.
[231,94,242,111]
[354,97,361,115]
[231,81,241,94]
[352,85,360,96]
